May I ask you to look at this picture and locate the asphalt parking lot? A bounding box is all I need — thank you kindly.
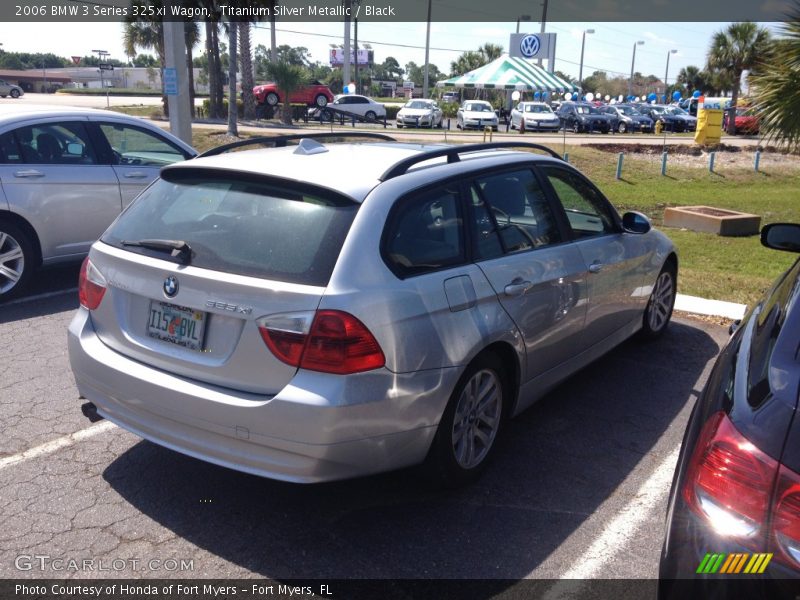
[0,273,730,585]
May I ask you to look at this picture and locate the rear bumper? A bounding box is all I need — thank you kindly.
[68,308,457,483]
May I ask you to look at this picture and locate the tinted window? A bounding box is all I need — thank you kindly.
[542,167,617,237]
[384,184,464,277]
[6,123,98,165]
[103,172,357,286]
[476,169,561,254]
[0,131,22,164]
[99,123,187,167]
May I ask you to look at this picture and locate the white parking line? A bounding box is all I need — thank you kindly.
[558,446,679,579]
[2,287,78,307]
[0,421,117,471]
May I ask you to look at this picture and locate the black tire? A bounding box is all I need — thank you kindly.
[265,92,279,106]
[618,122,627,134]
[572,121,580,134]
[0,220,35,302]
[641,262,677,339]
[365,110,377,122]
[424,353,507,488]
[10,89,20,99]
[314,94,329,108]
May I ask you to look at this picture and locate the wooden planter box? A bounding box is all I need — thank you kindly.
[663,206,761,237]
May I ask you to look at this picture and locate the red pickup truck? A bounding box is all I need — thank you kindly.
[252,81,334,108]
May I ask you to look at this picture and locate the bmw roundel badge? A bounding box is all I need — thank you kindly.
[163,276,179,298]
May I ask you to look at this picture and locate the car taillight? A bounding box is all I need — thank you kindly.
[257,310,384,375]
[772,466,800,568]
[682,411,778,541]
[78,257,106,310]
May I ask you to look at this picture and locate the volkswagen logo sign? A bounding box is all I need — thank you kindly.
[163,276,179,298]
[520,34,541,58]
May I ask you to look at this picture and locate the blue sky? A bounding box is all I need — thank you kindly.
[2,20,781,86]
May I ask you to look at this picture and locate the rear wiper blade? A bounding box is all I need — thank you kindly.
[121,239,193,264]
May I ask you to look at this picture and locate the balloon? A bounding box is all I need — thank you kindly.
[672,91,682,101]
[586,92,594,102]
[647,93,657,102]
[348,83,356,94]
[692,90,701,98]
[618,95,624,102]
[343,85,350,94]
[512,90,521,101]
[542,91,549,100]
[610,99,616,104]
[564,92,572,100]
[604,95,610,101]
[533,91,540,100]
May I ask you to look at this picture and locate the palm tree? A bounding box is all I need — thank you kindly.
[478,43,503,62]
[227,20,238,136]
[750,13,800,150]
[266,61,305,125]
[239,22,256,120]
[706,22,771,134]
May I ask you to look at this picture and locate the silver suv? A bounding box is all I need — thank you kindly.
[69,134,677,486]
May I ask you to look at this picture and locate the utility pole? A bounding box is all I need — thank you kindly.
[423,0,432,98]
[343,0,351,91]
[537,0,548,68]
[162,2,192,144]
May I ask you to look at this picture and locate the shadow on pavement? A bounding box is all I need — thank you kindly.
[103,318,723,586]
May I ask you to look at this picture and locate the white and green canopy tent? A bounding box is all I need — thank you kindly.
[437,55,578,95]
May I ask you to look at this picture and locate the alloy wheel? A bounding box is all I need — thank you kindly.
[648,271,675,332]
[0,231,25,295]
[451,369,502,470]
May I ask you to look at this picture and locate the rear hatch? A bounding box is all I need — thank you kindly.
[89,167,359,395]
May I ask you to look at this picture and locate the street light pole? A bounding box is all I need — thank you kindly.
[423,0,432,98]
[664,49,677,101]
[578,29,595,91]
[537,0,548,67]
[628,40,644,98]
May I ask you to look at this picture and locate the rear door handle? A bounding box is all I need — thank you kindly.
[588,262,604,273]
[123,171,149,179]
[13,169,44,178]
[504,279,532,297]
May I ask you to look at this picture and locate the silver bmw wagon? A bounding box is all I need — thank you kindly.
[69,135,677,486]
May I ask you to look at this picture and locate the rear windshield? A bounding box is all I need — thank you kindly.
[102,170,358,286]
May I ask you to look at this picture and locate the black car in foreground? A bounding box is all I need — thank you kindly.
[659,223,800,598]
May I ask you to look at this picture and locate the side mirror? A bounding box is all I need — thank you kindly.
[66,142,84,156]
[761,223,800,253]
[622,211,651,234]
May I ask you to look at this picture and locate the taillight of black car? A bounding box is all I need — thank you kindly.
[682,410,800,571]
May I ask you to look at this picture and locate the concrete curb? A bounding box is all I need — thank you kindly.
[675,293,747,320]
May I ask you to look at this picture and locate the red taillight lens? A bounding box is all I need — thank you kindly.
[682,411,779,541]
[772,467,800,568]
[301,310,385,374]
[258,310,385,375]
[78,257,106,310]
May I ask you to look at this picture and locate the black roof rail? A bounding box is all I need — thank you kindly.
[197,132,397,158]
[379,142,563,181]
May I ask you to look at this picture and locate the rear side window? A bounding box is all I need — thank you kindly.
[102,171,357,286]
[541,167,617,237]
[384,183,464,277]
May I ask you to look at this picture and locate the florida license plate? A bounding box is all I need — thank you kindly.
[147,301,206,351]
